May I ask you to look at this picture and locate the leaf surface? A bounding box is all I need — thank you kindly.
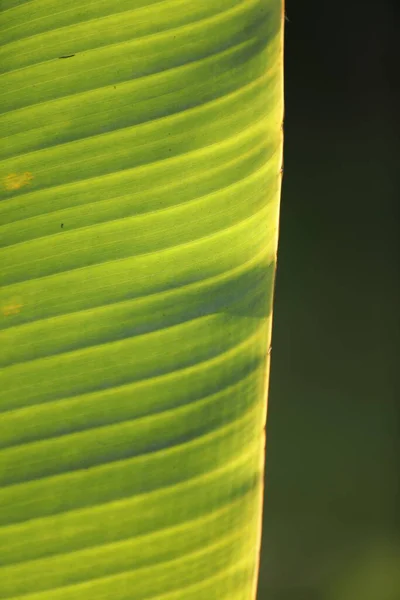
[0,1,283,598]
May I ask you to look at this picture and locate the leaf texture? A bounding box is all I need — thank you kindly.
[0,1,284,598]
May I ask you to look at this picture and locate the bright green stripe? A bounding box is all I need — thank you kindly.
[0,204,278,332]
[0,441,263,566]
[0,26,278,138]
[0,157,278,286]
[0,304,271,410]
[0,484,258,598]
[0,1,276,114]
[0,1,252,106]
[6,531,257,600]
[0,116,275,225]
[0,140,270,247]
[0,368,265,487]
[0,249,275,368]
[154,567,256,600]
[0,36,277,161]
[0,0,240,74]
[0,1,194,43]
[0,72,280,204]
[0,324,270,449]
[0,402,265,526]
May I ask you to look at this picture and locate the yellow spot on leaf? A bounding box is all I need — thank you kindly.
[2,299,23,316]
[3,172,33,191]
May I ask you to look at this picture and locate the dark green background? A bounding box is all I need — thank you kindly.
[258,1,398,598]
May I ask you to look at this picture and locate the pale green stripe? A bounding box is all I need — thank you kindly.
[0,38,276,161]
[0,440,263,565]
[0,402,266,526]
[0,140,271,247]
[0,1,274,113]
[0,369,264,486]
[7,538,257,600]
[0,116,276,225]
[0,326,270,449]
[0,0,225,44]
[0,74,280,203]
[0,159,278,285]
[0,488,258,598]
[0,70,275,181]
[148,563,255,600]
[0,308,271,409]
[0,0,240,73]
[0,204,278,331]
[0,251,275,368]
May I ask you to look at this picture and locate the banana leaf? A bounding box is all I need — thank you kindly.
[0,1,284,598]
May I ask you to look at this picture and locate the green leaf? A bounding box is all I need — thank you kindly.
[0,1,283,598]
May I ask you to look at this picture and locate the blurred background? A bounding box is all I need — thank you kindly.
[258,1,399,598]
